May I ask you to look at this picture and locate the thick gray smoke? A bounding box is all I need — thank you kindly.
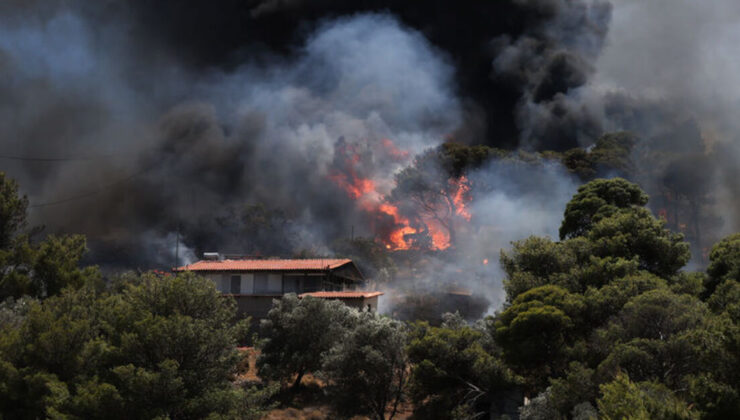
[0,9,462,268]
[381,159,579,316]
[592,0,740,239]
[492,0,612,150]
[4,0,739,314]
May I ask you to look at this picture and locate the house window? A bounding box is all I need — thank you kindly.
[283,276,300,293]
[254,273,283,293]
[230,276,241,294]
[254,273,269,293]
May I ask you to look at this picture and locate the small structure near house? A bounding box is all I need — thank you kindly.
[174,255,381,319]
[300,290,383,312]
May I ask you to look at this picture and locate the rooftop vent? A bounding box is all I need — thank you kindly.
[203,252,220,261]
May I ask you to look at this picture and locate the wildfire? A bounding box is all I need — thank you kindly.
[329,138,474,251]
[381,138,410,161]
[452,176,472,221]
[328,173,376,199]
[379,203,417,249]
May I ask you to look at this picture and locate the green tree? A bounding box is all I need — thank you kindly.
[560,132,637,181]
[494,286,585,390]
[0,172,28,249]
[597,373,698,420]
[559,177,648,240]
[257,294,357,389]
[406,319,519,419]
[0,173,99,300]
[587,207,689,278]
[0,272,269,419]
[321,312,408,420]
[705,233,740,297]
[592,289,739,418]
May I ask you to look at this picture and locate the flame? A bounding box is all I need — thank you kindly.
[379,203,418,249]
[328,138,473,251]
[483,258,489,265]
[329,173,376,199]
[381,138,410,161]
[452,176,472,221]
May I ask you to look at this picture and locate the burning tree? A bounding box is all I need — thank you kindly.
[387,148,471,249]
[327,138,473,251]
[384,147,472,250]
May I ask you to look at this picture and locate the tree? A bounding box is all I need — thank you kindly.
[494,286,585,390]
[592,289,739,417]
[257,294,357,389]
[597,373,698,420]
[586,207,689,278]
[0,172,99,300]
[332,237,397,283]
[559,177,648,240]
[406,319,519,419]
[705,233,740,297]
[499,236,579,301]
[0,272,269,419]
[560,132,637,181]
[0,172,28,249]
[388,147,471,248]
[321,312,408,420]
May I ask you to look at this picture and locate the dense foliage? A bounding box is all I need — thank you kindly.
[321,312,408,420]
[2,168,740,419]
[258,295,408,420]
[0,272,271,419]
[257,294,357,389]
[407,313,519,419]
[493,178,740,419]
[0,172,99,300]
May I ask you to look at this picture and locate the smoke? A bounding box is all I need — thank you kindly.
[379,156,579,317]
[492,0,612,150]
[587,0,740,253]
[0,6,462,268]
[4,0,740,316]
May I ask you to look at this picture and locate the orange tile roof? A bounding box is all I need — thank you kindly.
[174,258,354,272]
[300,291,384,299]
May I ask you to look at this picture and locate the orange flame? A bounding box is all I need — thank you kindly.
[381,138,410,161]
[329,139,473,251]
[329,173,376,199]
[452,176,472,221]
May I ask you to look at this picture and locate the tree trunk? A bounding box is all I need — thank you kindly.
[292,369,305,390]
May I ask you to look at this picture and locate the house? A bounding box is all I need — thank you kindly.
[174,255,382,319]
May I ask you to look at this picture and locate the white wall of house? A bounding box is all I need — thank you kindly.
[241,273,254,294]
[204,274,225,293]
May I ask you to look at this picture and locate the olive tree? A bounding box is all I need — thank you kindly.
[257,294,357,389]
[321,312,408,420]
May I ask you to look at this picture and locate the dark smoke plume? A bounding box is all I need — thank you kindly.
[3,0,740,312]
